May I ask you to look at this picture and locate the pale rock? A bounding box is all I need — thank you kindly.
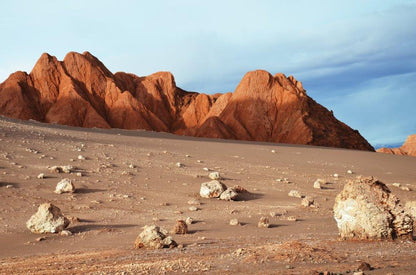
[287,216,297,222]
[55,178,75,194]
[185,217,193,225]
[134,225,177,249]
[288,190,302,198]
[301,196,314,207]
[313,179,325,189]
[77,155,85,160]
[200,180,225,198]
[26,203,69,234]
[401,186,411,191]
[202,167,210,171]
[37,173,45,179]
[187,198,201,205]
[229,219,240,226]
[208,171,221,180]
[347,170,353,174]
[258,217,270,228]
[189,206,199,211]
[333,176,413,240]
[176,162,184,168]
[60,230,72,236]
[219,187,238,201]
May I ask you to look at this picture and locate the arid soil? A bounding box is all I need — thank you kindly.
[0,116,415,274]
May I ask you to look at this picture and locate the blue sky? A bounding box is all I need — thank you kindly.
[0,0,415,147]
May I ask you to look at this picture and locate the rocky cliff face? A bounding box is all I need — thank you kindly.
[377,135,416,156]
[0,51,374,151]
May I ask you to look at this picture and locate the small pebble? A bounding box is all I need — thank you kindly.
[229,219,240,226]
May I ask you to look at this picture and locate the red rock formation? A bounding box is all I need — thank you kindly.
[0,51,374,151]
[377,135,416,157]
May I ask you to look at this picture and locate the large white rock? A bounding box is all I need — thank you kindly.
[200,180,225,198]
[55,178,75,194]
[26,203,70,234]
[333,177,413,240]
[134,225,177,249]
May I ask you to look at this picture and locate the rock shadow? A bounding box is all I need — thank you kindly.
[75,188,107,194]
[0,182,19,188]
[235,192,264,201]
[69,223,137,233]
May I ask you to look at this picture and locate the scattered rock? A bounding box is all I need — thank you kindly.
[357,261,373,271]
[287,216,297,222]
[76,172,82,177]
[333,173,339,178]
[185,217,193,225]
[37,173,45,179]
[60,230,72,236]
[209,171,221,180]
[49,165,74,174]
[347,170,353,174]
[67,216,80,224]
[200,180,225,198]
[187,198,201,206]
[313,179,325,189]
[77,155,85,160]
[229,219,240,226]
[176,162,184,168]
[202,167,210,171]
[220,187,238,201]
[401,186,411,191]
[55,178,75,194]
[288,190,302,198]
[301,196,315,207]
[189,206,199,211]
[134,225,177,249]
[258,217,270,228]
[271,149,276,153]
[333,176,413,240]
[26,203,70,234]
[6,184,13,189]
[36,237,45,242]
[171,220,188,234]
[392,182,401,188]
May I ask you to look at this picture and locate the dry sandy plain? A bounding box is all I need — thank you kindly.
[0,116,416,274]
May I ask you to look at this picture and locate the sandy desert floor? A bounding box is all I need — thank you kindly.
[0,116,416,274]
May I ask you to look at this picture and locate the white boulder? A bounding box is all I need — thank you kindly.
[55,178,75,194]
[220,187,238,201]
[333,177,413,240]
[200,180,225,198]
[134,225,177,249]
[26,203,70,234]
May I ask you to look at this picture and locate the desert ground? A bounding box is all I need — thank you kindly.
[0,116,416,274]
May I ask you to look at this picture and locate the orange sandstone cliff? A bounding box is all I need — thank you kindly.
[0,51,374,151]
[377,135,416,156]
